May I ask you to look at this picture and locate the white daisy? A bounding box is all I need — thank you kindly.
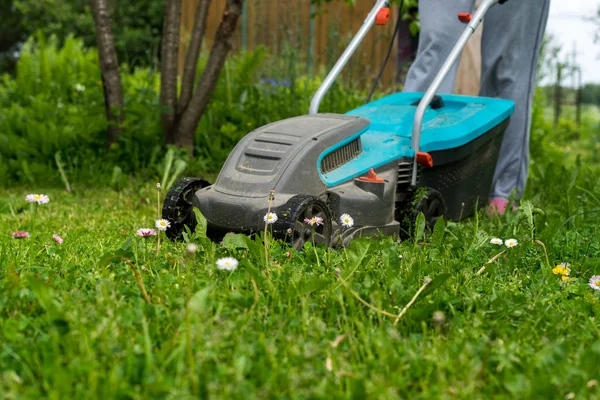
[26,194,50,204]
[264,212,278,224]
[155,219,171,231]
[216,257,239,271]
[340,213,354,228]
[136,228,157,237]
[504,238,518,248]
[186,244,198,255]
[589,275,600,291]
[304,216,324,226]
[490,237,503,245]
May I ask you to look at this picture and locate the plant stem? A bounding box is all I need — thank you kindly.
[335,270,397,318]
[157,188,160,220]
[393,278,432,326]
[32,204,38,234]
[122,257,152,304]
[535,239,551,268]
[476,249,507,275]
[185,256,197,395]
[249,278,259,314]
[264,190,275,274]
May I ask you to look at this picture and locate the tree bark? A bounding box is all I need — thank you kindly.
[178,0,212,116]
[89,0,125,150]
[176,0,243,155]
[160,0,183,144]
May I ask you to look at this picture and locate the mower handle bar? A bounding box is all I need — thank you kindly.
[410,0,502,186]
[309,0,390,115]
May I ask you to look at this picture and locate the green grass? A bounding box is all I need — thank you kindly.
[1,109,600,399]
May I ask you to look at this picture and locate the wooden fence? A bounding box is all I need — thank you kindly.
[179,0,482,94]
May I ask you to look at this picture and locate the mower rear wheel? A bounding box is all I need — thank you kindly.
[162,177,211,241]
[275,195,332,250]
[412,188,447,232]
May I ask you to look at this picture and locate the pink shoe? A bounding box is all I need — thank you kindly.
[486,198,511,216]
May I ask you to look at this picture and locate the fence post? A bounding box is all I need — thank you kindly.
[242,1,248,51]
[309,2,315,78]
[554,62,563,128]
[576,67,582,133]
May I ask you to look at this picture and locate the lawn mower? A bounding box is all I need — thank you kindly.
[162,0,514,249]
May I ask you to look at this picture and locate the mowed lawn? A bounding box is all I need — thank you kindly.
[2,108,600,398]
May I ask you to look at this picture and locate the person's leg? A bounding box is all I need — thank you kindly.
[402,0,475,94]
[479,0,551,215]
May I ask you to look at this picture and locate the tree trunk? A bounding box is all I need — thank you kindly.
[160,0,182,144]
[176,0,244,155]
[178,0,212,115]
[89,0,125,150]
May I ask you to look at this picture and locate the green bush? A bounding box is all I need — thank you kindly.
[0,34,165,186]
[0,35,371,188]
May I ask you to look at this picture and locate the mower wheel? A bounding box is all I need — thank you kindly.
[275,195,333,251]
[411,188,447,232]
[162,177,210,241]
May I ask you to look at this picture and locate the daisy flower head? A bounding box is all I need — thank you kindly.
[286,228,293,234]
[26,194,49,204]
[136,228,157,237]
[589,275,600,291]
[155,219,171,231]
[216,257,239,271]
[186,243,198,255]
[52,234,64,244]
[12,231,30,239]
[504,238,518,248]
[490,237,503,245]
[264,212,278,224]
[304,216,324,226]
[340,213,354,228]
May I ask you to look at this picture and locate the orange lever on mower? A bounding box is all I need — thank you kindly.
[416,152,434,168]
[359,168,385,183]
[376,8,390,25]
[458,13,472,23]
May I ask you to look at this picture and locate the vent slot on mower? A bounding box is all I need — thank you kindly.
[397,161,413,186]
[395,160,419,222]
[321,138,362,174]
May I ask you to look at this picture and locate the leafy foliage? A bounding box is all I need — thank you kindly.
[2,0,163,72]
[0,36,369,187]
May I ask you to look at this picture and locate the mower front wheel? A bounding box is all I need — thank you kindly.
[275,195,333,251]
[162,177,211,241]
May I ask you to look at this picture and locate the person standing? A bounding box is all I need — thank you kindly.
[402,0,551,215]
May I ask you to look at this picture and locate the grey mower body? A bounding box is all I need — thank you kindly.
[193,113,401,247]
